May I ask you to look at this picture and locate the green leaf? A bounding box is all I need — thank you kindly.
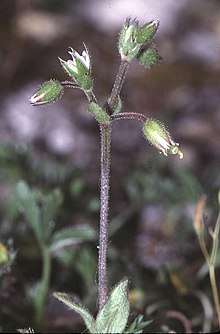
[15,181,63,246]
[14,181,42,244]
[112,96,122,115]
[73,248,97,288]
[50,224,97,253]
[41,189,63,242]
[53,292,96,333]
[96,278,130,333]
[125,315,153,333]
[88,102,110,124]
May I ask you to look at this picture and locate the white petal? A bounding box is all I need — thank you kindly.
[82,51,90,69]
[153,132,170,150]
[66,60,78,74]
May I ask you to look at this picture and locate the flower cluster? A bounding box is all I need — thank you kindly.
[29,18,183,159]
[118,18,159,63]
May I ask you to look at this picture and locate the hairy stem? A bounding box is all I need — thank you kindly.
[111,112,148,123]
[98,123,111,309]
[98,60,129,310]
[107,60,129,114]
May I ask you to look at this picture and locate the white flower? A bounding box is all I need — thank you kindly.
[59,44,90,76]
[69,44,90,71]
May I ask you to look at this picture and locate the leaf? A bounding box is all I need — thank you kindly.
[88,102,110,124]
[50,225,97,253]
[41,189,63,242]
[96,278,130,333]
[125,315,153,333]
[112,96,122,115]
[74,248,97,288]
[14,181,42,244]
[53,292,96,333]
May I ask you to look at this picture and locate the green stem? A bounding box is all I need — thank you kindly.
[85,90,97,103]
[35,245,51,327]
[209,265,220,328]
[209,210,220,328]
[210,210,220,264]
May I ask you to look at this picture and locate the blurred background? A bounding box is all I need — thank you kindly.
[0,0,220,332]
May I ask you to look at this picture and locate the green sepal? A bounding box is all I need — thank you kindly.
[59,51,92,91]
[137,20,159,45]
[95,278,130,333]
[118,19,141,61]
[138,47,162,68]
[88,102,110,124]
[79,74,93,91]
[61,63,92,91]
[29,79,64,106]
[53,292,96,333]
[59,60,77,78]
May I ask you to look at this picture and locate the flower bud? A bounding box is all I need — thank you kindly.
[138,47,161,68]
[137,20,159,45]
[29,79,64,106]
[118,19,141,61]
[143,118,183,159]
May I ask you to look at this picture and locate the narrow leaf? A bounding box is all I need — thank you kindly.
[41,189,63,242]
[14,181,42,243]
[53,292,96,333]
[50,225,97,253]
[96,278,130,333]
